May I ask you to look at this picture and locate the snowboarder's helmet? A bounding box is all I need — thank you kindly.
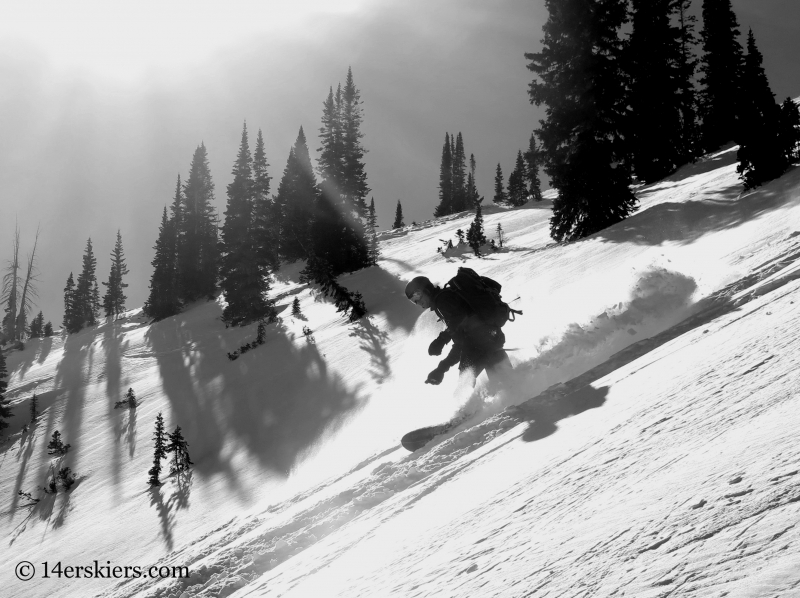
[405,276,433,302]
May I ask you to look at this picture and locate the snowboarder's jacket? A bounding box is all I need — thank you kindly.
[431,268,518,372]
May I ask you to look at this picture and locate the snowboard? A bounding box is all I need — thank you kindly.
[401,412,474,452]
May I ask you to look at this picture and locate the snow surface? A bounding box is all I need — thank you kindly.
[3,144,800,597]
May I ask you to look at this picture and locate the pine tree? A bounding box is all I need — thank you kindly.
[44,321,53,337]
[115,387,138,409]
[63,272,75,331]
[367,197,380,265]
[466,203,487,255]
[434,133,454,217]
[28,311,44,338]
[340,67,370,218]
[455,229,465,245]
[73,238,99,330]
[393,200,405,229]
[0,348,11,437]
[451,133,467,211]
[627,0,685,183]
[221,123,275,326]
[180,144,219,301]
[148,412,167,486]
[102,230,130,318]
[524,134,544,201]
[47,430,70,456]
[493,164,507,205]
[698,0,744,152]
[1,225,20,343]
[465,154,483,209]
[496,222,505,248]
[527,0,637,242]
[507,151,528,206]
[736,29,788,190]
[144,206,180,321]
[166,426,193,475]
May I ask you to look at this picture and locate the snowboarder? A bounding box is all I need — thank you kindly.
[405,268,517,387]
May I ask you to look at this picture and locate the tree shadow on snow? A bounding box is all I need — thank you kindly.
[102,321,131,487]
[518,385,609,442]
[6,336,54,381]
[597,161,800,246]
[147,471,193,550]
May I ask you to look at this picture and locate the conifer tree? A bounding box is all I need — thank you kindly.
[63,272,75,331]
[524,134,543,201]
[28,311,44,338]
[276,127,317,263]
[465,154,483,209]
[341,67,370,217]
[180,144,219,301]
[114,387,138,409]
[527,0,637,242]
[47,430,70,456]
[29,393,38,424]
[367,197,380,265]
[166,425,193,475]
[252,128,279,271]
[779,99,800,164]
[148,412,167,486]
[68,238,99,332]
[627,0,685,183]
[291,297,302,318]
[496,222,505,248]
[102,230,130,318]
[392,200,405,229]
[0,348,11,436]
[144,206,180,321]
[220,123,275,326]
[736,29,788,190]
[44,321,53,337]
[434,133,454,217]
[507,151,528,206]
[493,164,507,205]
[451,133,467,211]
[674,0,700,162]
[1,226,20,343]
[466,203,487,255]
[698,0,744,152]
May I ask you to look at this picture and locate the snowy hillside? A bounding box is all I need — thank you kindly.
[3,144,800,597]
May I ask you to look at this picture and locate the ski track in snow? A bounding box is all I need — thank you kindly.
[3,146,800,597]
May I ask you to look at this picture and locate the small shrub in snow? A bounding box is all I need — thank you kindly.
[291,297,302,318]
[114,387,138,409]
[47,430,70,456]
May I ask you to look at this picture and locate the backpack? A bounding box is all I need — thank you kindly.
[438,267,522,328]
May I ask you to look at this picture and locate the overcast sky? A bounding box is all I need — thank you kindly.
[1,0,799,327]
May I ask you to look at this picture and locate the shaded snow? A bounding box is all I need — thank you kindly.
[2,146,800,597]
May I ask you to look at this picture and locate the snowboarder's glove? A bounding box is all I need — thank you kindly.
[428,332,449,356]
[425,366,446,385]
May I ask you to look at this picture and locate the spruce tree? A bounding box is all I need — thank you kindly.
[44,322,53,337]
[736,29,788,190]
[496,222,505,248]
[493,164,507,205]
[29,393,38,424]
[627,0,685,183]
[465,154,482,209]
[674,0,700,162]
[507,151,528,206]
[144,206,180,321]
[221,123,275,326]
[47,430,70,456]
[393,200,405,229]
[340,67,370,218]
[180,144,219,301]
[527,0,637,242]
[148,412,167,486]
[698,0,744,152]
[434,133,454,217]
[70,238,99,331]
[0,348,11,437]
[166,426,193,475]
[102,230,130,318]
[524,134,544,201]
[291,297,302,318]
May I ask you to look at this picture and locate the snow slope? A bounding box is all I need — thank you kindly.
[3,144,800,597]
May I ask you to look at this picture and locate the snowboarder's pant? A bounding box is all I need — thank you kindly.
[460,349,512,388]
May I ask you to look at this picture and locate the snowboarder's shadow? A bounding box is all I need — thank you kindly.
[520,385,609,442]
